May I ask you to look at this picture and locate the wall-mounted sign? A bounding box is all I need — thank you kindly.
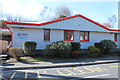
[18,33,28,38]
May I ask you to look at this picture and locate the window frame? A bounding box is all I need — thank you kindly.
[114,33,117,42]
[64,30,74,41]
[44,29,50,41]
[80,31,90,41]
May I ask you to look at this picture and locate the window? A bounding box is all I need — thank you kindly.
[114,33,117,42]
[80,31,89,41]
[44,29,50,41]
[64,30,74,41]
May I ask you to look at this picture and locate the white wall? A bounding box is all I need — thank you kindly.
[41,29,64,49]
[12,28,65,49]
[12,28,43,49]
[80,32,114,49]
[11,28,117,49]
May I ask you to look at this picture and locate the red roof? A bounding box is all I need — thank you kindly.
[4,14,120,31]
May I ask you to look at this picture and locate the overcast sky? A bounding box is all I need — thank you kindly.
[0,0,119,28]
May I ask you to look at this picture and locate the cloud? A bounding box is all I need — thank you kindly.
[0,0,45,20]
[73,11,80,15]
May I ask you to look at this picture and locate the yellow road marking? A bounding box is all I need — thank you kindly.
[56,67,108,76]
[110,66,120,67]
[56,70,71,76]
[42,71,47,74]
[83,66,108,72]
[64,69,76,75]
[85,74,109,78]
[73,68,88,74]
[0,73,2,78]
[10,72,16,78]
[36,71,41,78]
[39,70,47,74]
[56,69,76,76]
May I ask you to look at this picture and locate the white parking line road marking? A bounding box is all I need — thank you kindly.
[10,72,16,79]
[3,72,13,76]
[84,74,109,78]
[36,71,41,78]
[25,71,27,79]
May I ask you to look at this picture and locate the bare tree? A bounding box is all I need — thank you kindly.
[54,5,72,19]
[38,6,50,21]
[5,14,28,22]
[0,12,33,22]
[39,6,48,16]
[103,22,111,28]
[103,15,117,28]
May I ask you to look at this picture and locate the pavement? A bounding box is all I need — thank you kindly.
[1,56,120,70]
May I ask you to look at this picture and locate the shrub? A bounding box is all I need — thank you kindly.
[70,42,80,58]
[44,45,55,57]
[70,42,80,51]
[94,43,100,48]
[71,50,80,58]
[44,41,72,58]
[23,41,37,56]
[118,48,120,56]
[0,40,8,54]
[79,52,89,58]
[8,47,24,61]
[96,40,117,54]
[8,47,24,57]
[88,46,100,58]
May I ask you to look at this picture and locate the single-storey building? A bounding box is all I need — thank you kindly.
[4,14,120,49]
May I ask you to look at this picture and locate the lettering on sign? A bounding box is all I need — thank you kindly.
[18,33,28,38]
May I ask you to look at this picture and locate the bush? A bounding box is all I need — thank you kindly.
[94,43,100,48]
[8,47,24,61]
[88,46,100,58]
[96,40,117,54]
[23,41,37,56]
[70,42,80,51]
[8,47,24,57]
[79,52,89,58]
[0,40,8,54]
[44,41,72,58]
[70,42,80,58]
[71,50,80,58]
[118,48,120,56]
